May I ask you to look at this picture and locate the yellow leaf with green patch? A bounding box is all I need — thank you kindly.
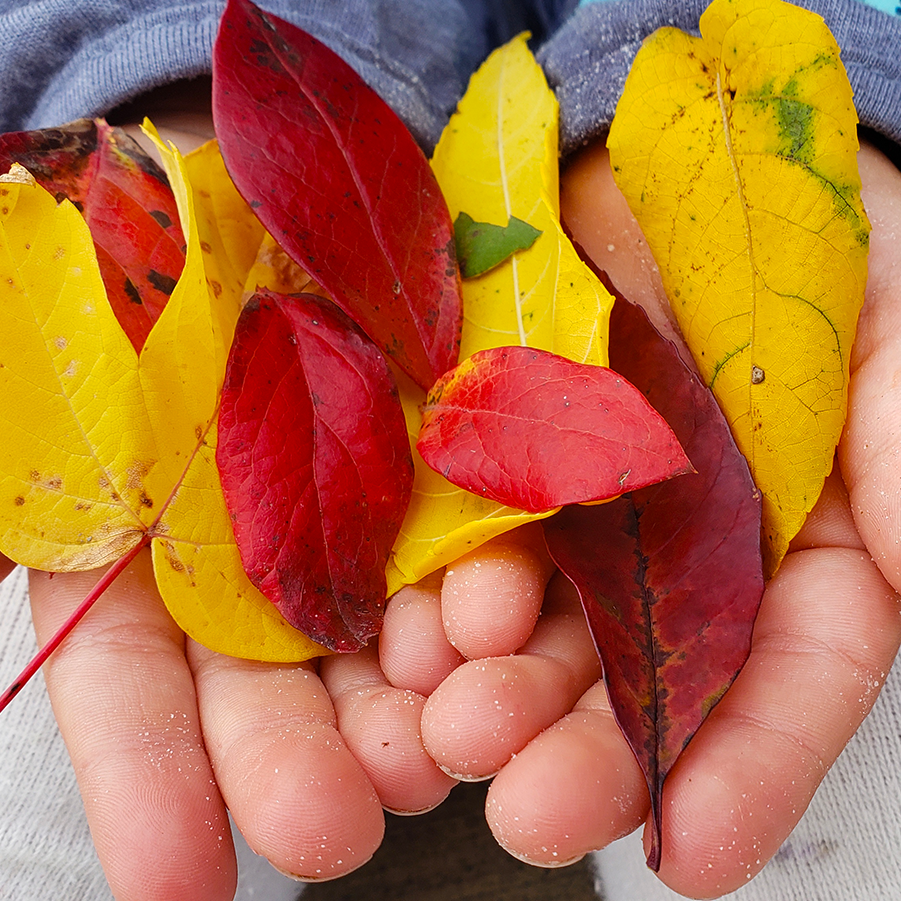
[0,136,323,662]
[387,35,614,593]
[607,0,868,575]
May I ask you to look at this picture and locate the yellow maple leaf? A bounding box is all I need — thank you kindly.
[0,131,323,662]
[607,0,869,575]
[387,34,614,593]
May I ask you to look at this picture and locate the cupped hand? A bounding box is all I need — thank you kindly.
[381,138,901,898]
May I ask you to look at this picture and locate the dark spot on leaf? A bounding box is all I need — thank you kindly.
[148,270,177,295]
[149,209,173,229]
[123,277,142,305]
[140,493,153,508]
[14,496,24,506]
[751,366,765,384]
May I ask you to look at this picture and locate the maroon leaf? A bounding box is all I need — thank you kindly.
[212,0,462,390]
[217,289,413,651]
[0,118,185,351]
[416,345,692,513]
[543,298,764,871]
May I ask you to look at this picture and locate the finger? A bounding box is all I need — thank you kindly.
[29,552,236,901]
[441,522,556,659]
[379,580,465,695]
[320,644,456,814]
[841,141,901,592]
[422,574,601,780]
[486,680,648,867]
[187,643,385,882]
[654,539,900,896]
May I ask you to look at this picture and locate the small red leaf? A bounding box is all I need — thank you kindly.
[543,298,764,871]
[217,290,413,651]
[0,118,185,351]
[416,345,692,513]
[212,0,462,389]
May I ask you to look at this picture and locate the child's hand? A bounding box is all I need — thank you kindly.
[381,138,901,896]
[1,108,448,899]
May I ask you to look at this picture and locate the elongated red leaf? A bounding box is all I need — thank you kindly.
[543,298,764,871]
[417,345,691,513]
[217,290,413,651]
[0,118,185,351]
[212,0,462,389]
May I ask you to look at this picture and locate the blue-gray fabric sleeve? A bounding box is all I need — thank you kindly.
[0,0,897,153]
[0,0,495,149]
[538,0,901,155]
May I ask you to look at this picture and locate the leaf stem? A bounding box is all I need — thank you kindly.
[0,535,151,715]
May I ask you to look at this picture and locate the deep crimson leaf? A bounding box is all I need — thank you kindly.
[217,290,413,651]
[417,345,692,513]
[0,118,185,351]
[543,298,764,871]
[212,0,462,390]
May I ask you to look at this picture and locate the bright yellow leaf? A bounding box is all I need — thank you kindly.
[0,141,323,662]
[387,35,614,593]
[185,137,264,318]
[607,0,869,574]
[0,166,152,570]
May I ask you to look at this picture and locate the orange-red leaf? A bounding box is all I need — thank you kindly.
[417,346,691,512]
[0,118,185,351]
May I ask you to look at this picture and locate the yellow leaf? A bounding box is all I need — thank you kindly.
[185,137,263,318]
[0,143,322,662]
[387,36,614,593]
[607,0,869,574]
[432,34,610,366]
[0,170,152,570]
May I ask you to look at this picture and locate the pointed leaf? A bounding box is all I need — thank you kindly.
[545,297,764,871]
[418,346,691,512]
[0,118,185,351]
[607,0,869,574]
[431,34,611,365]
[217,290,413,651]
[388,35,614,591]
[454,212,541,278]
[212,0,462,389]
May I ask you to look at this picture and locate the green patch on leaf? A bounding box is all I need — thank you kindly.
[454,211,541,278]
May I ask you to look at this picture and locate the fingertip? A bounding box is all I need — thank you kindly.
[441,540,551,659]
[486,696,648,868]
[322,647,457,814]
[189,648,384,882]
[379,584,465,695]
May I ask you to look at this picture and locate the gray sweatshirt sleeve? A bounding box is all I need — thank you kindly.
[0,0,492,149]
[538,0,901,154]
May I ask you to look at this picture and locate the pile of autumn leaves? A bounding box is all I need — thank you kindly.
[0,0,868,870]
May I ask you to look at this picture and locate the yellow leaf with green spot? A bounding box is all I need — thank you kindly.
[607,0,868,575]
[387,35,613,593]
[0,139,323,662]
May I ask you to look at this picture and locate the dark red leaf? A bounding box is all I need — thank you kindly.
[0,118,185,351]
[543,298,764,871]
[416,345,692,513]
[212,0,462,390]
[217,289,413,651]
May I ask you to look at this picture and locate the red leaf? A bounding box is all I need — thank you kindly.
[0,118,185,351]
[212,0,462,390]
[217,290,413,651]
[543,298,764,871]
[416,345,692,513]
